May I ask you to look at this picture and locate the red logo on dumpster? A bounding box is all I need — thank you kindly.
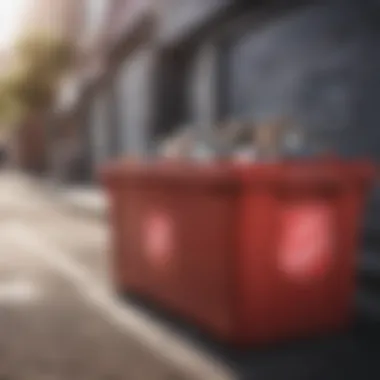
[144,212,173,267]
[279,203,333,280]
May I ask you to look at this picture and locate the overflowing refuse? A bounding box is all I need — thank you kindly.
[156,119,311,163]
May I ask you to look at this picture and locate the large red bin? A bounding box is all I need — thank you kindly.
[101,159,374,346]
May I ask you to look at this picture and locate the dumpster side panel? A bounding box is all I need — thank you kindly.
[269,196,345,340]
[235,165,372,345]
[168,189,238,337]
[331,181,369,325]
[237,190,344,344]
[118,184,149,293]
[121,181,238,338]
[108,186,128,292]
[236,186,279,343]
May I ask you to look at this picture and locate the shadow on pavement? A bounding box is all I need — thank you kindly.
[123,292,380,380]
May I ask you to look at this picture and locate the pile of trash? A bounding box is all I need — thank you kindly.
[158,119,307,162]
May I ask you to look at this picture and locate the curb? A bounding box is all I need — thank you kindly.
[60,194,108,221]
[40,182,108,221]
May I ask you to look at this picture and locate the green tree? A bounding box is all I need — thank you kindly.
[0,75,25,126]
[15,31,74,110]
[16,31,74,75]
[0,31,74,124]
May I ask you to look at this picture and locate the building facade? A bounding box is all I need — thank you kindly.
[15,0,85,174]
[49,0,380,319]
[52,1,380,179]
[52,0,155,182]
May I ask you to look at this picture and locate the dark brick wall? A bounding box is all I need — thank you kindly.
[222,4,380,153]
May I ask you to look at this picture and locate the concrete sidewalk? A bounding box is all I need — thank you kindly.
[0,226,227,380]
[59,187,108,219]
[0,172,235,380]
[3,171,380,380]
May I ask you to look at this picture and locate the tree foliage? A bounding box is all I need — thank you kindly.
[0,31,74,125]
[0,77,25,125]
[16,32,74,77]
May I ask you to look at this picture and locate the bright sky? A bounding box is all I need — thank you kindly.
[0,0,31,49]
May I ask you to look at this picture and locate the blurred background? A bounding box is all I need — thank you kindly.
[1,1,380,379]
[2,1,380,226]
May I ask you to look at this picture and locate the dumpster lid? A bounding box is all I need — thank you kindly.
[100,158,375,191]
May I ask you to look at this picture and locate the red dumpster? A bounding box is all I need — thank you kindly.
[101,159,374,346]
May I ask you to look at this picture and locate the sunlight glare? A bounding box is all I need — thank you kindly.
[0,0,31,49]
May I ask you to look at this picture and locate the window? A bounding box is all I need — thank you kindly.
[107,77,122,158]
[81,0,109,48]
[217,22,270,121]
[117,48,155,156]
[188,42,219,130]
[152,47,192,139]
[90,90,109,167]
